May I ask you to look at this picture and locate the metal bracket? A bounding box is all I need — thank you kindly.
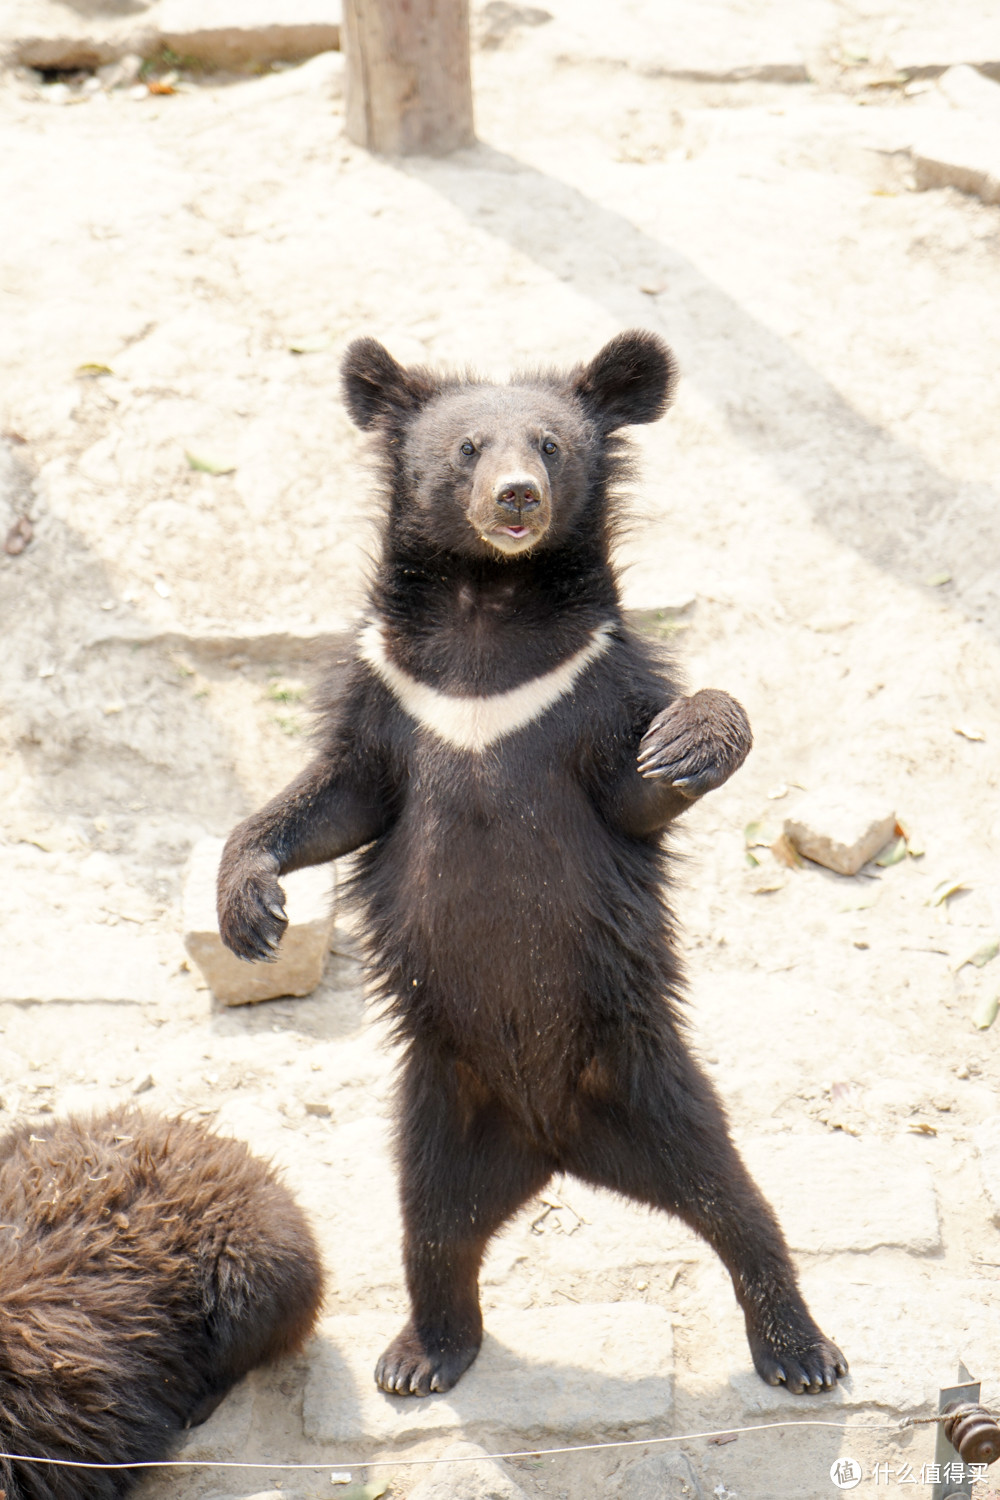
[933,1363,980,1500]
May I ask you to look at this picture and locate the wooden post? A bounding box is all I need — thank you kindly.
[343,0,475,155]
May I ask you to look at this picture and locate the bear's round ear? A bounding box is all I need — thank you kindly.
[341,338,440,430]
[572,330,678,433]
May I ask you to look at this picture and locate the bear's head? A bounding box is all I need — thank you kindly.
[341,330,677,560]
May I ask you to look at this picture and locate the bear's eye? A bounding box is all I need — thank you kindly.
[460,439,475,457]
[541,437,558,455]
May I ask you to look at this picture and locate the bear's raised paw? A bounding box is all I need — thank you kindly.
[637,688,752,798]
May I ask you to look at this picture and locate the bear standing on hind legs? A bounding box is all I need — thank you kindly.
[218,329,847,1399]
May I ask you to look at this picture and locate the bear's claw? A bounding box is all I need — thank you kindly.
[218,858,288,963]
[748,1322,848,1395]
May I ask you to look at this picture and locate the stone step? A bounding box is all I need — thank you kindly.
[303,1304,674,1445]
[741,1133,941,1256]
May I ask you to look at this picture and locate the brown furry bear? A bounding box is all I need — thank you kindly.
[0,1109,323,1500]
[218,330,846,1400]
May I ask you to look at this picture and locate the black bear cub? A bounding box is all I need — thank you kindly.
[0,1110,323,1500]
[219,330,846,1398]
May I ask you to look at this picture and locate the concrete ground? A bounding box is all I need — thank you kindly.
[2,2,1000,1497]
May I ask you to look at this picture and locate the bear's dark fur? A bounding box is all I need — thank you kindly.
[218,330,846,1399]
[0,1109,323,1500]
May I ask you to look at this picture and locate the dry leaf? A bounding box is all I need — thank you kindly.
[770,833,803,869]
[147,79,176,95]
[75,362,113,377]
[973,995,999,1031]
[907,1122,937,1136]
[838,888,880,912]
[925,572,952,586]
[875,835,907,867]
[185,450,236,475]
[288,334,332,354]
[929,879,966,907]
[956,938,999,972]
[894,818,924,858]
[334,1482,389,1500]
[954,725,986,742]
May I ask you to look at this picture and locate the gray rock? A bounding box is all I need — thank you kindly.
[974,1116,1000,1224]
[407,1441,529,1500]
[183,835,335,1005]
[740,1134,941,1254]
[303,1303,674,1444]
[910,116,1000,207]
[609,1451,701,1499]
[783,794,896,876]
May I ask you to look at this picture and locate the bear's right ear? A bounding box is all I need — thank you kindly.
[341,338,440,430]
[571,329,678,434]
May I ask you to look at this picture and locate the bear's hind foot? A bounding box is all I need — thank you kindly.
[747,1315,848,1395]
[375,1322,481,1396]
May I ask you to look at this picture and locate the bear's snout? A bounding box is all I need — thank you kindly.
[470,461,552,554]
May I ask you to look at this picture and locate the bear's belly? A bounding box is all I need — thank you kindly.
[357,753,673,1094]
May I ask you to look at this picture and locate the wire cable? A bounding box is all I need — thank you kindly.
[0,1414,910,1474]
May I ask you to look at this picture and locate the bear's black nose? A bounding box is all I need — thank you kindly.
[495,480,540,511]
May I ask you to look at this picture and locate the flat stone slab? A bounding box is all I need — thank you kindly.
[729,1280,1000,1414]
[1,0,340,71]
[741,1134,941,1254]
[295,1116,404,1298]
[783,793,896,876]
[303,1304,673,1444]
[974,1116,1000,1224]
[184,835,335,1005]
[3,922,168,1004]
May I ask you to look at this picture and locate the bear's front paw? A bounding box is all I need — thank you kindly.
[637,689,751,798]
[217,850,288,964]
[375,1322,481,1397]
[748,1318,848,1395]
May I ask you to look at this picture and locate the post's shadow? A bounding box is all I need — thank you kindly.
[399,143,999,641]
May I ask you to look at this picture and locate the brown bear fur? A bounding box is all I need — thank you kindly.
[0,1109,323,1500]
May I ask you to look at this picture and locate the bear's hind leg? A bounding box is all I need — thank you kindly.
[378,1051,553,1397]
[562,1050,847,1394]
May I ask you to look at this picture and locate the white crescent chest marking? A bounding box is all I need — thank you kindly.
[358,620,616,753]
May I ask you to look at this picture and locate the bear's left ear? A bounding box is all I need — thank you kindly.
[571,330,678,434]
[341,338,441,430]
